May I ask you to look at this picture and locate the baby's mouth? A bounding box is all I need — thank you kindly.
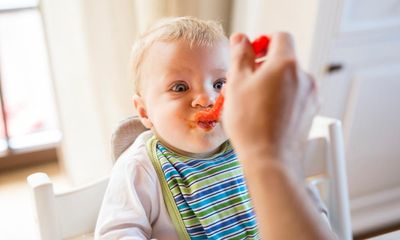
[197,120,217,131]
[193,94,223,131]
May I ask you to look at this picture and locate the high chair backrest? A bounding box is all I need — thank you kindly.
[111,116,148,161]
[305,116,352,240]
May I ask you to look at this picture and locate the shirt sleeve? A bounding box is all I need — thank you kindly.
[94,152,160,240]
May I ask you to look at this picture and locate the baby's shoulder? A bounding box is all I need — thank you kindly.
[113,131,155,176]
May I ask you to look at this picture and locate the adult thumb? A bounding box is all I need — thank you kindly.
[229,33,255,85]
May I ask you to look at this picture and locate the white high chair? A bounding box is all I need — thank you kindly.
[27,116,352,240]
[304,116,352,240]
[27,173,108,240]
[26,117,146,240]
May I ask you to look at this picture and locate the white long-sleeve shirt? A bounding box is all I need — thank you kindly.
[95,131,178,240]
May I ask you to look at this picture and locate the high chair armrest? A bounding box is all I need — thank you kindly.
[27,172,60,240]
[27,172,52,188]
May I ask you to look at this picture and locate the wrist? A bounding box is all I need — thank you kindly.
[233,142,281,164]
[235,145,302,182]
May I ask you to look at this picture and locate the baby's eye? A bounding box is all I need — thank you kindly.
[213,78,226,91]
[171,82,189,92]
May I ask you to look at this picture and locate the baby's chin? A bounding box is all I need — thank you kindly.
[153,127,228,157]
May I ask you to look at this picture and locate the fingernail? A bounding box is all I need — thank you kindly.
[230,34,244,46]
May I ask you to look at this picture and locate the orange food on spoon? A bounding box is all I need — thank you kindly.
[194,35,270,124]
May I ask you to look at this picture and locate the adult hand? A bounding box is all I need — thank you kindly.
[223,32,334,240]
[223,32,318,170]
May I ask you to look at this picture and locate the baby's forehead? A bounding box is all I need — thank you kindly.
[161,66,228,78]
[145,40,228,68]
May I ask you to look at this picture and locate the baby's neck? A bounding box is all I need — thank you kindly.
[154,132,224,159]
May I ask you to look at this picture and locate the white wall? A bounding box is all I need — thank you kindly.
[133,0,232,34]
[231,0,334,80]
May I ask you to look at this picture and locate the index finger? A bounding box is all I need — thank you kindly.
[263,32,296,63]
[228,33,255,86]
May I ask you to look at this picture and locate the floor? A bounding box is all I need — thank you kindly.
[0,162,71,240]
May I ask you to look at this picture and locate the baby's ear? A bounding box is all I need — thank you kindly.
[133,94,153,129]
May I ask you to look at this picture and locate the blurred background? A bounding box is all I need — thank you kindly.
[0,0,399,239]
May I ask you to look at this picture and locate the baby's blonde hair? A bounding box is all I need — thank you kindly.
[130,16,227,94]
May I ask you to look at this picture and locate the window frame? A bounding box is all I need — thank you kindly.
[0,2,58,171]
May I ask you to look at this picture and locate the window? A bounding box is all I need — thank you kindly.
[0,0,60,170]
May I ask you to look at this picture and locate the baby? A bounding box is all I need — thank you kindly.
[95,16,329,240]
[95,17,259,239]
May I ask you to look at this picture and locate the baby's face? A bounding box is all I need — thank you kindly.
[136,39,229,157]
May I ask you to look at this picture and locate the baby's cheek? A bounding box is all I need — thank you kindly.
[169,111,193,128]
[166,117,189,135]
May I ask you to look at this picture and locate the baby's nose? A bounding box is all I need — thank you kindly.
[192,92,214,108]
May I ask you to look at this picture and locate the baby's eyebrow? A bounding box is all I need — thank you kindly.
[211,68,228,75]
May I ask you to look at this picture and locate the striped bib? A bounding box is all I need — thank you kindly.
[147,136,259,239]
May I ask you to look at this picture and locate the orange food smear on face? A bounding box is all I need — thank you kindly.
[194,94,224,122]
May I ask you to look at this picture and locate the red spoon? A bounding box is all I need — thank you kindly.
[252,35,270,56]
